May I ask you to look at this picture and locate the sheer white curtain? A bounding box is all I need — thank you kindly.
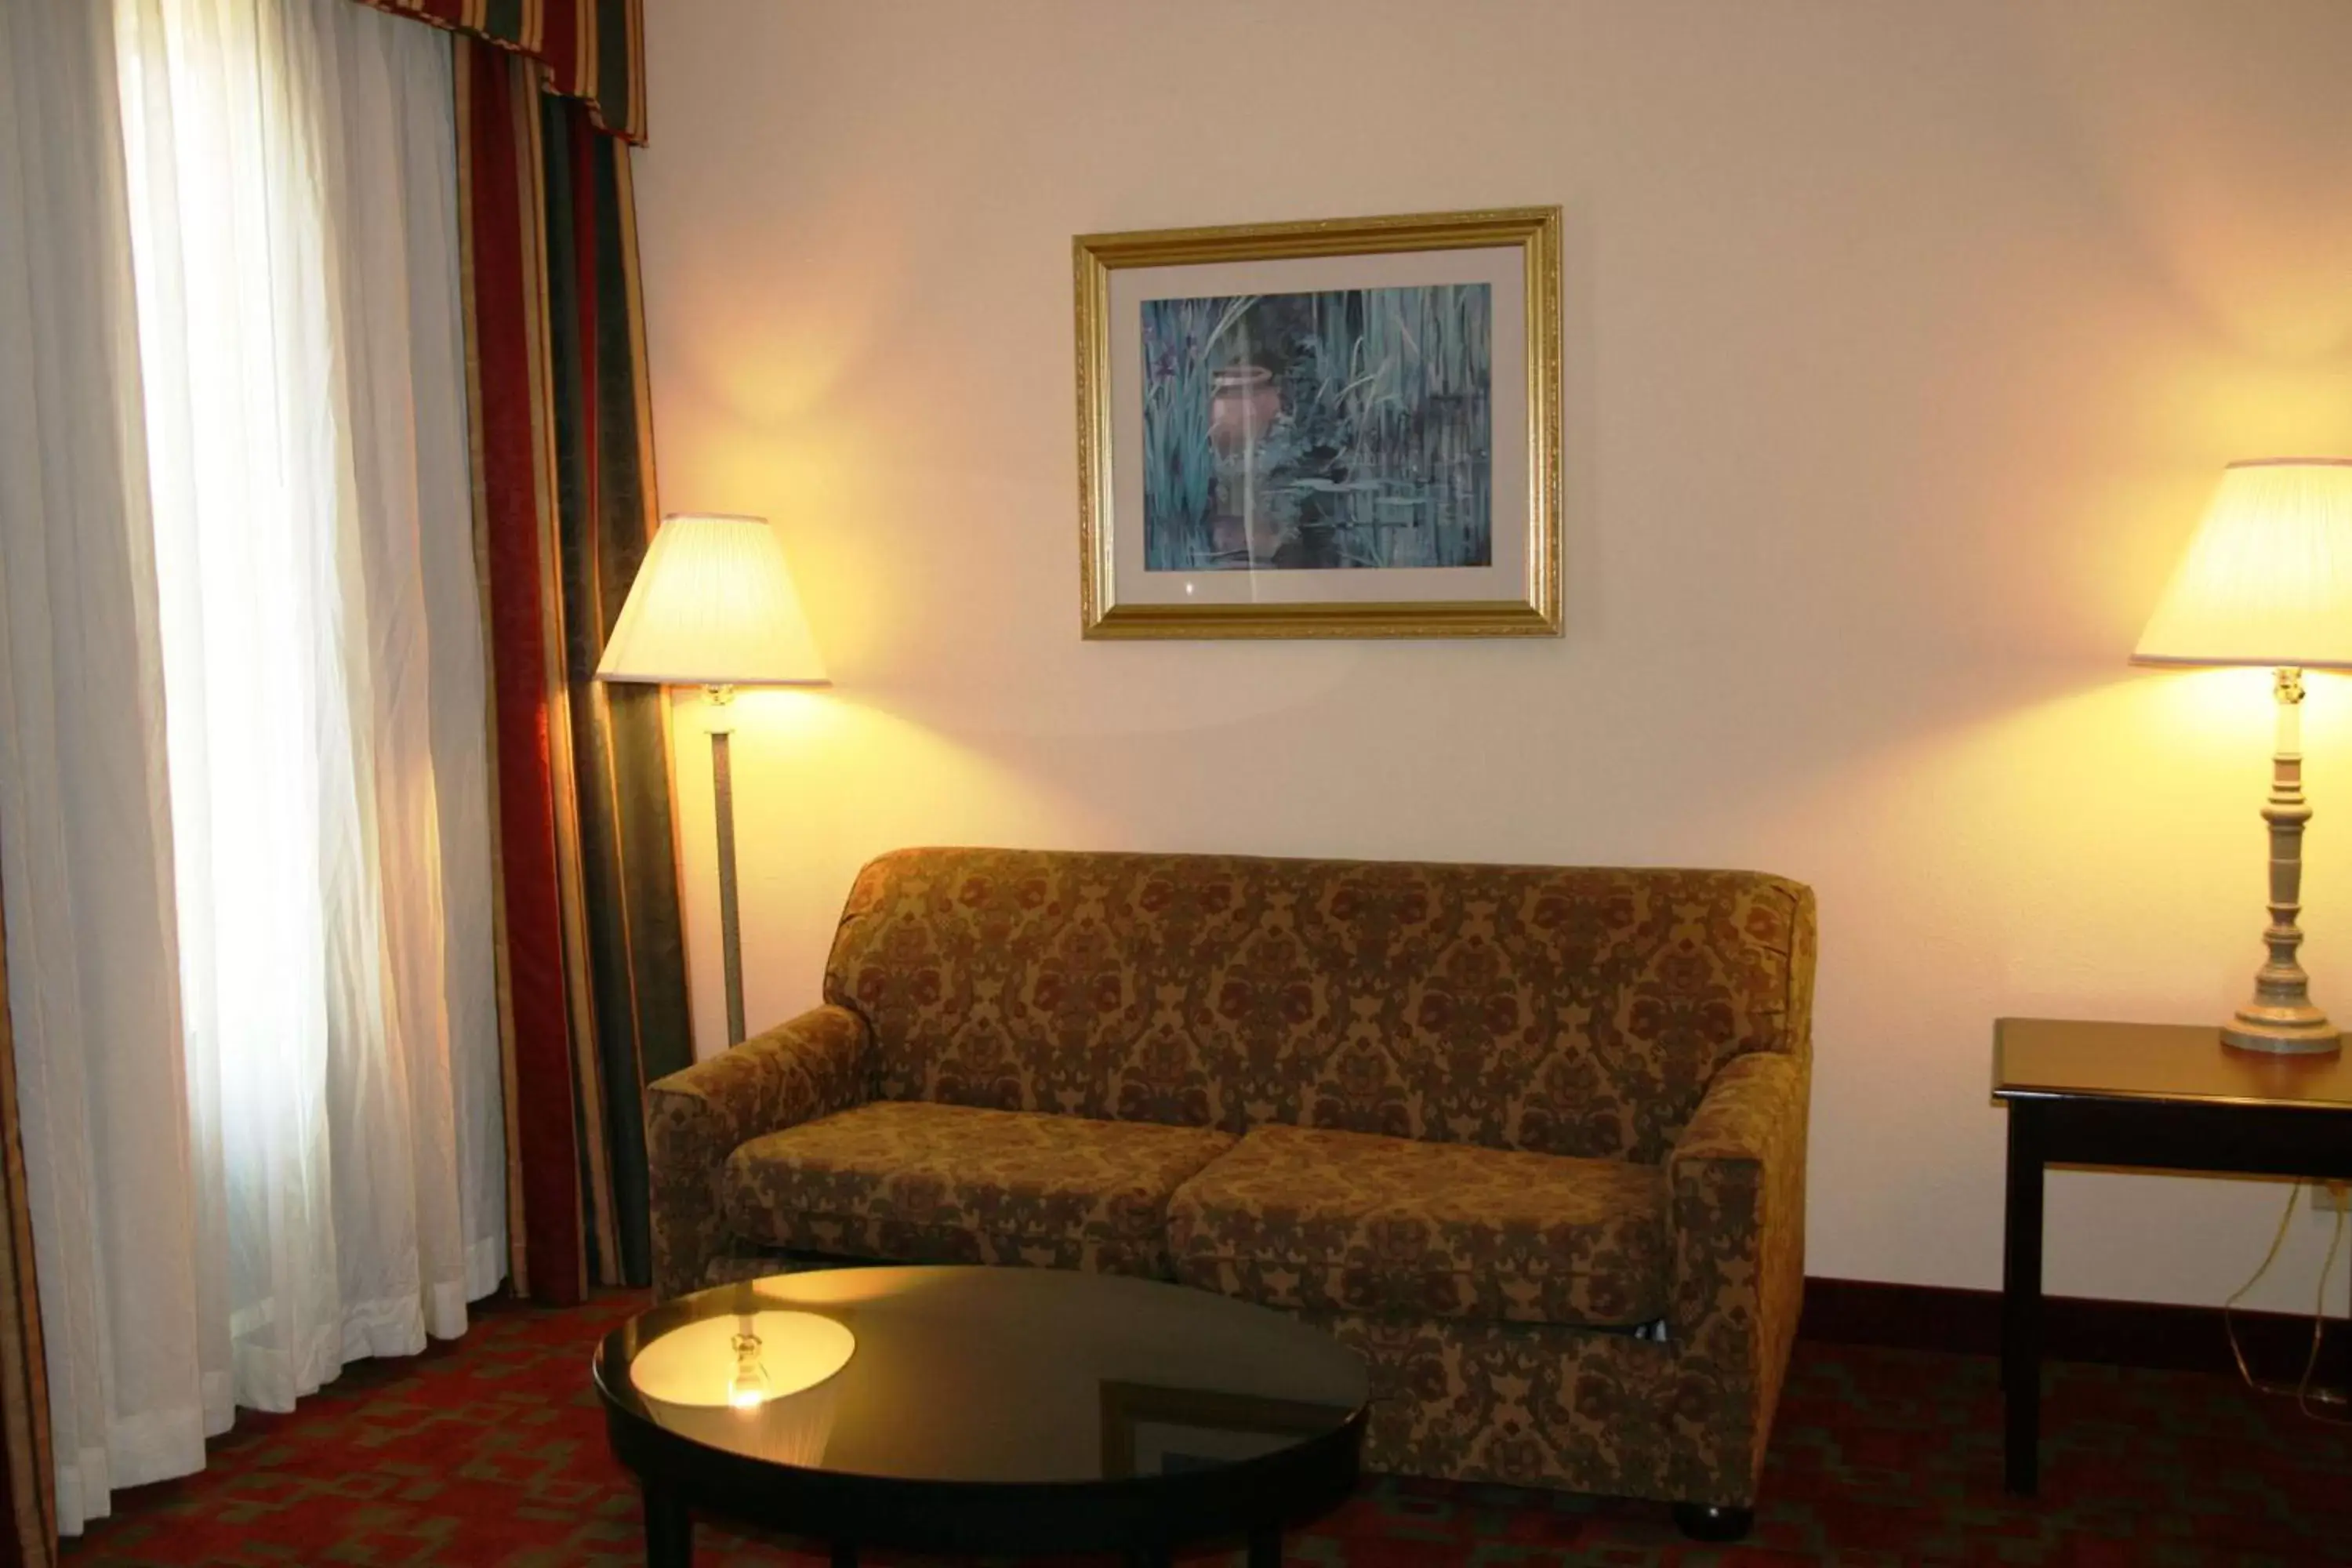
[0,0,506,1533]
[0,0,216,1531]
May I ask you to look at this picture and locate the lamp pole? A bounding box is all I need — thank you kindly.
[704,683,747,1045]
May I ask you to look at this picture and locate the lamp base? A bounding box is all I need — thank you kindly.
[2220,1011,2342,1056]
[2221,669,2345,1059]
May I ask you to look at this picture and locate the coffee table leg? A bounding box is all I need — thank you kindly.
[643,1481,691,1568]
[1248,1526,1283,1566]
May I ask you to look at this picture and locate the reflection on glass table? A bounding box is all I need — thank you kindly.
[626,1308,856,1468]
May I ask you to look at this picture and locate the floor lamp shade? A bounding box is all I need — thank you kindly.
[596,514,829,688]
[595,513,827,1049]
[2133,459,2352,1056]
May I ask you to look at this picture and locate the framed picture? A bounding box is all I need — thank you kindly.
[1074,205,1561,639]
[1098,1381,1356,1478]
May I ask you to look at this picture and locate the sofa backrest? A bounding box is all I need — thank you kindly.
[822,848,1815,1165]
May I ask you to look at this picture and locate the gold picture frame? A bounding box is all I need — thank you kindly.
[1074,205,1562,640]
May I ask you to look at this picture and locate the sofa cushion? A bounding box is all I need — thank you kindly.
[722,1101,1234,1277]
[1166,1125,1668,1327]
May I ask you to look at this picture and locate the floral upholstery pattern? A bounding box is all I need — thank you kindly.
[642,847,1815,1513]
[723,1100,1234,1277]
[1666,1048,1809,1486]
[644,1004,872,1298]
[824,849,1806,1164]
[1312,1313,1709,1504]
[1305,1051,1813,1508]
[1167,1125,1668,1327]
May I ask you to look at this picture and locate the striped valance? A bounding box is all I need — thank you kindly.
[355,0,645,141]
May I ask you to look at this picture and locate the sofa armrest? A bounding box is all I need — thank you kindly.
[644,1004,872,1298]
[1664,1048,1809,1494]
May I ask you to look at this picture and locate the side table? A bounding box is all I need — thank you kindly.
[1992,1018,2352,1495]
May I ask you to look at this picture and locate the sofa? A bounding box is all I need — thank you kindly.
[645,848,1815,1534]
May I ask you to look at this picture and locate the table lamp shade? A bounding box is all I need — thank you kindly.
[2132,459,2352,670]
[595,513,829,687]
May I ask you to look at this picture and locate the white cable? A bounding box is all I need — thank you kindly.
[2223,1181,2350,1424]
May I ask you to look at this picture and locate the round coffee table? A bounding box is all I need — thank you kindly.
[593,1265,1370,1566]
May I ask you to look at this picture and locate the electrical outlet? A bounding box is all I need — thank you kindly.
[2318,1179,2351,1214]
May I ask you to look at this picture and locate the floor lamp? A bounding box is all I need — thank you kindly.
[596,514,829,1045]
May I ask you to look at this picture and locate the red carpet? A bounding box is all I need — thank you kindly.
[58,1292,2352,1565]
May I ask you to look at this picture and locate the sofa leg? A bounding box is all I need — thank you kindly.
[1671,1504,1753,1542]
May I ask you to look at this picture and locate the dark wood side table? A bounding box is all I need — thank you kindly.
[1993,1018,2352,1495]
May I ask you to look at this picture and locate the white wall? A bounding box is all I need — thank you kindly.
[633,0,2352,1313]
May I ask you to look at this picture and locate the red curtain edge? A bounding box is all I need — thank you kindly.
[460,42,588,1308]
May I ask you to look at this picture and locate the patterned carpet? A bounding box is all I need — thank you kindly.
[57,1293,2352,1566]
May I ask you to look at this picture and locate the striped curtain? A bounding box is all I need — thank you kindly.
[455,38,691,1305]
[356,0,644,141]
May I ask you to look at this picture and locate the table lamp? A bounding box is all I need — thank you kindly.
[596,514,828,1044]
[2134,459,2352,1055]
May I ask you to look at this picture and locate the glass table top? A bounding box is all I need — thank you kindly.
[594,1265,1370,1484]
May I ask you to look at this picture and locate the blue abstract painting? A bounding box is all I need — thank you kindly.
[1140,284,1493,572]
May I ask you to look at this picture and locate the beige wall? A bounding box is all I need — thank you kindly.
[633,0,2352,1312]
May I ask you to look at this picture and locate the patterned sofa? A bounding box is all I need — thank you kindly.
[645,848,1815,1536]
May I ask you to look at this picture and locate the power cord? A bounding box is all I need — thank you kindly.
[2222,1179,2350,1425]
